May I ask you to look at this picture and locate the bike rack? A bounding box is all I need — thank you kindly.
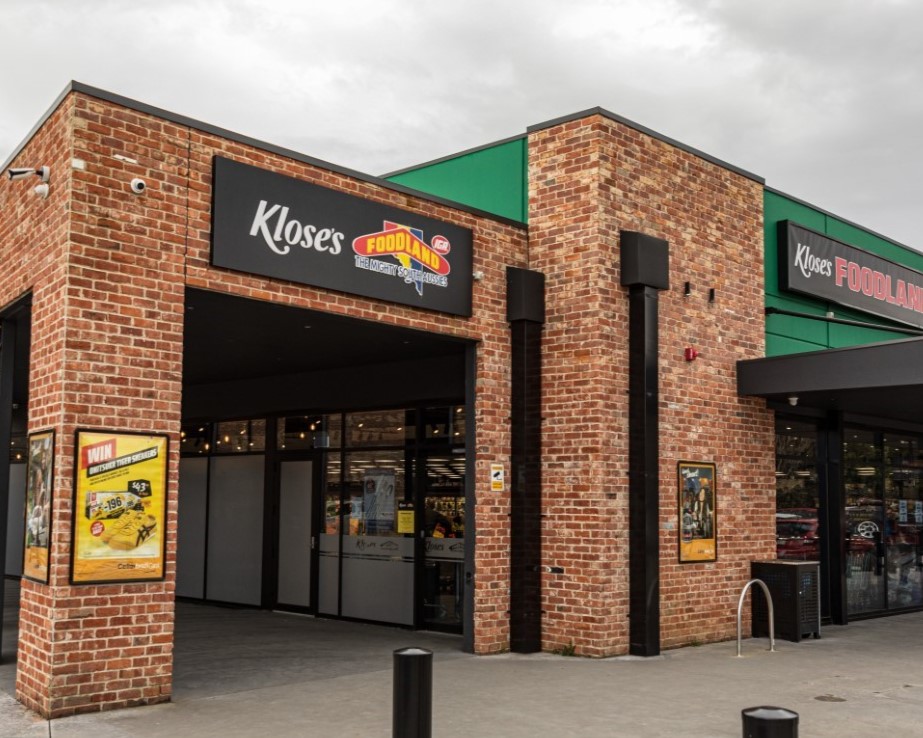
[737,578,775,657]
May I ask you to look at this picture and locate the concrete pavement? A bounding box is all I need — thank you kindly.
[3,577,923,736]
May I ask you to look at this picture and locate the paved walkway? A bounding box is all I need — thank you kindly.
[3,578,923,736]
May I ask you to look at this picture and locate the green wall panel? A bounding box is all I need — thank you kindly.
[766,333,827,356]
[385,138,527,223]
[763,190,918,355]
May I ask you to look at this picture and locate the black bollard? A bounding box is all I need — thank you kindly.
[742,706,799,738]
[393,647,433,738]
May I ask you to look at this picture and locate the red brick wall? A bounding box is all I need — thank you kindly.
[528,114,774,656]
[3,91,776,715]
[4,90,527,717]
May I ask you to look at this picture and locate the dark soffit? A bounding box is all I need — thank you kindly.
[737,337,923,424]
[183,288,470,386]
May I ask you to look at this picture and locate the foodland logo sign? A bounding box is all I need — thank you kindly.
[352,221,451,297]
[211,156,472,316]
[780,221,923,330]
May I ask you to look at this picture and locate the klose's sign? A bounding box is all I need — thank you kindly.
[780,221,923,330]
[211,156,472,316]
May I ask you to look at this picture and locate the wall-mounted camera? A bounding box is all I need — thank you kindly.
[7,166,49,182]
[130,178,146,195]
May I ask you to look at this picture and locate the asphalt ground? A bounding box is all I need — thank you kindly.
[2,577,923,737]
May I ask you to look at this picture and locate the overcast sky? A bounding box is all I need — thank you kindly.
[2,0,920,249]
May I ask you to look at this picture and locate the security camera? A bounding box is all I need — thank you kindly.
[7,167,36,181]
[130,178,146,194]
[34,183,49,199]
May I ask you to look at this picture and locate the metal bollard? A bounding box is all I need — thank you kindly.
[393,647,433,738]
[742,706,799,738]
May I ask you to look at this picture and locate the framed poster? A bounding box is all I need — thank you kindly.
[22,430,55,583]
[71,430,169,584]
[362,468,396,535]
[678,461,717,563]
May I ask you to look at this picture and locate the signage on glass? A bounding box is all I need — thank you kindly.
[780,221,923,329]
[211,156,473,316]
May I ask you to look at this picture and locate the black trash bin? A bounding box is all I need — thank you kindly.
[751,560,820,642]
[742,706,798,737]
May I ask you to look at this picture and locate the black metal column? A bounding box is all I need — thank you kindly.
[821,414,847,624]
[627,285,661,656]
[0,317,16,660]
[620,231,669,658]
[507,268,545,653]
[463,342,477,654]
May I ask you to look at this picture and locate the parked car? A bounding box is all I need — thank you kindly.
[776,509,819,560]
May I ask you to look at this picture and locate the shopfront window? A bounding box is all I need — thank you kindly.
[341,450,405,537]
[277,415,331,451]
[338,448,412,623]
[884,435,923,609]
[844,429,885,615]
[840,429,923,616]
[775,420,819,561]
[9,433,27,463]
[213,418,266,454]
[344,410,409,447]
[180,423,212,455]
[421,454,466,629]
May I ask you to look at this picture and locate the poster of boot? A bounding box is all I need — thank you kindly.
[22,430,54,583]
[71,430,169,583]
[678,461,717,563]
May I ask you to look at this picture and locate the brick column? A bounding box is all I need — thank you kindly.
[528,118,630,656]
[15,98,187,718]
[528,112,773,656]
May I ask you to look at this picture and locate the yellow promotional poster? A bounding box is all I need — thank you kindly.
[71,430,168,584]
[397,501,415,534]
[678,461,717,563]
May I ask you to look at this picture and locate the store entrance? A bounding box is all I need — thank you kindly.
[774,417,923,622]
[844,429,923,616]
[179,289,473,636]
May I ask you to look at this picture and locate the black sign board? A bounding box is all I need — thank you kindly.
[211,156,473,316]
[779,221,923,329]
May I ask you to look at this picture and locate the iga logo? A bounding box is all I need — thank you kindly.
[431,235,451,255]
[352,221,451,296]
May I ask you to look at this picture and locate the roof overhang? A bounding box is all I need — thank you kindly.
[737,337,923,425]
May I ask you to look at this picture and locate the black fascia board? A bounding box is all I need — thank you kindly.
[737,336,923,396]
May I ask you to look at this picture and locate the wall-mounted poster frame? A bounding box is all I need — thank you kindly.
[22,429,55,583]
[70,429,169,584]
[678,461,717,563]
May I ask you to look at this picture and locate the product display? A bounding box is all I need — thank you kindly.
[99,509,157,551]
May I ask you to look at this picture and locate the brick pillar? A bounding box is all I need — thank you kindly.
[15,98,187,718]
[528,117,631,656]
[528,111,773,656]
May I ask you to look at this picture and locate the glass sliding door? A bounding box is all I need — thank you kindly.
[318,410,415,625]
[844,429,885,615]
[884,435,923,609]
[420,454,465,632]
[339,449,414,624]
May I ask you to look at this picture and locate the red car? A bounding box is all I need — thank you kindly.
[776,509,819,560]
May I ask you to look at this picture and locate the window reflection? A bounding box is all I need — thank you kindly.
[775,420,819,561]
